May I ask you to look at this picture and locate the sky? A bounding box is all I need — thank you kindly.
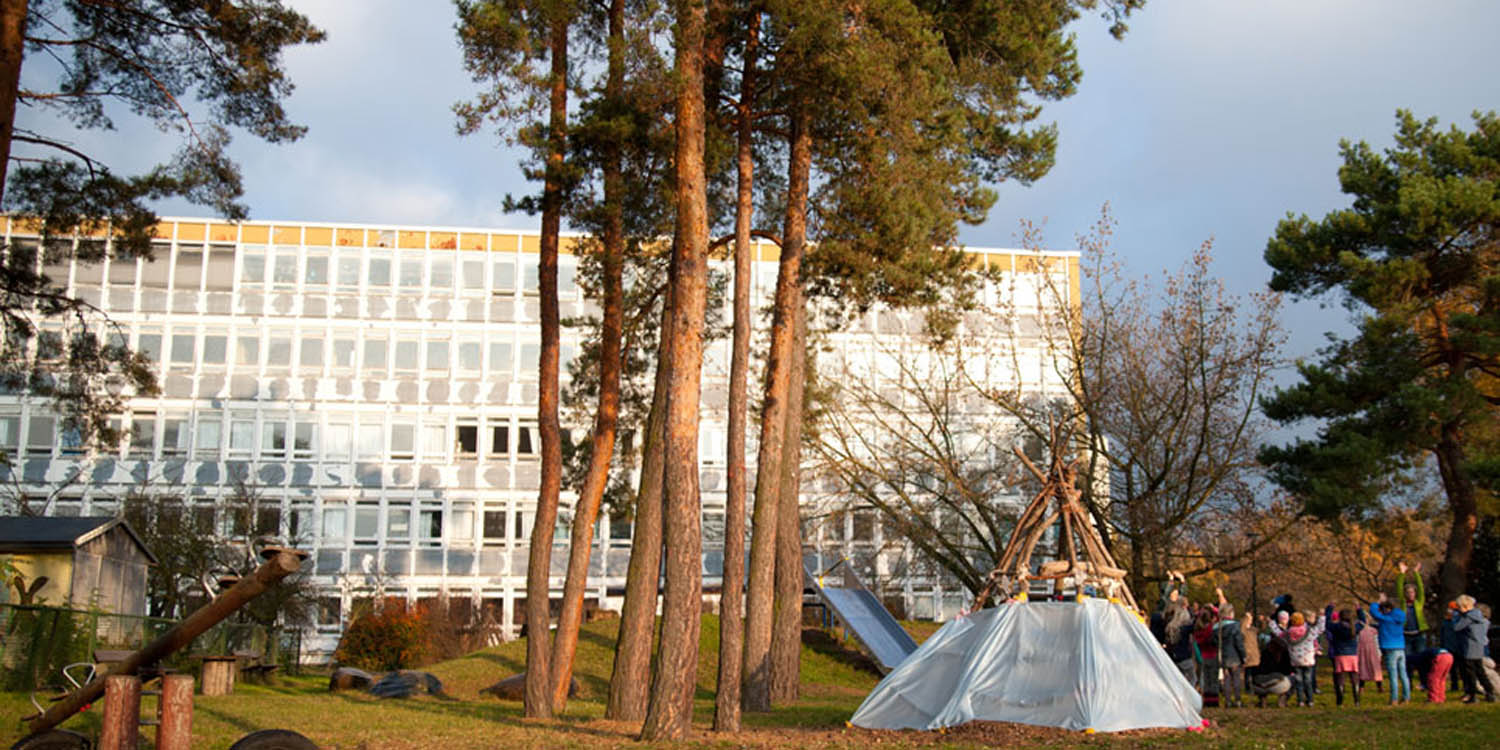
[13,0,1500,363]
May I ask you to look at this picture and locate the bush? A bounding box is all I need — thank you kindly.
[333,602,426,672]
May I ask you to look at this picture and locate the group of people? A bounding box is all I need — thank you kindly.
[1147,563,1498,709]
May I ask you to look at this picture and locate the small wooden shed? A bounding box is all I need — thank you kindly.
[0,516,156,616]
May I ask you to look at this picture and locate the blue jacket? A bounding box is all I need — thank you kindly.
[1325,605,1358,656]
[1441,614,1461,653]
[1452,609,1490,660]
[1369,602,1407,650]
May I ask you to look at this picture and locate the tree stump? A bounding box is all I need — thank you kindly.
[201,657,238,696]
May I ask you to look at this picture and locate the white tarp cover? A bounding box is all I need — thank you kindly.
[849,598,1203,733]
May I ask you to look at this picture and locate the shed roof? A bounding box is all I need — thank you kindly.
[0,516,157,563]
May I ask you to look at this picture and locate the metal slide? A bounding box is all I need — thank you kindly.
[805,559,918,673]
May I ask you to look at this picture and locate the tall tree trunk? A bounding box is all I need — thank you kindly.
[770,293,806,704]
[714,11,757,733]
[549,0,626,712]
[743,105,810,712]
[640,0,708,739]
[0,0,28,205]
[605,269,674,722]
[1435,423,1478,606]
[524,14,569,721]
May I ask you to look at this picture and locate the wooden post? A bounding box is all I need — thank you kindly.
[201,656,237,696]
[99,675,140,750]
[157,674,194,750]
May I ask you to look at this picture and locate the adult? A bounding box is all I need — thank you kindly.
[1217,598,1248,708]
[1396,562,1427,684]
[1248,634,1293,708]
[1453,595,1496,703]
[1369,593,1410,704]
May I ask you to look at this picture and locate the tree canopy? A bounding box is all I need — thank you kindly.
[1260,110,1500,603]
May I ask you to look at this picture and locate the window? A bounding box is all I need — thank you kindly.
[322,506,347,540]
[354,504,379,543]
[326,423,352,460]
[482,510,507,546]
[558,261,576,297]
[516,423,537,456]
[394,340,419,371]
[489,342,512,376]
[456,424,478,456]
[492,260,515,292]
[336,255,360,288]
[0,415,20,456]
[266,332,292,368]
[170,333,195,364]
[137,331,163,363]
[489,424,509,456]
[368,255,391,286]
[419,508,442,544]
[173,250,203,290]
[229,419,255,456]
[272,249,298,285]
[522,259,539,294]
[305,255,329,286]
[240,249,266,285]
[262,421,287,459]
[451,505,474,542]
[363,338,387,371]
[399,256,423,288]
[236,335,260,367]
[162,417,189,456]
[299,336,324,369]
[140,251,170,288]
[317,597,342,628]
[560,344,577,375]
[36,329,63,361]
[293,422,315,459]
[458,340,482,372]
[332,338,356,369]
[109,256,138,286]
[425,340,449,371]
[202,334,228,365]
[205,246,235,291]
[462,260,484,291]
[390,423,415,460]
[519,343,539,375]
[196,418,222,457]
[421,424,447,460]
[429,256,453,290]
[59,426,83,455]
[357,423,383,459]
[387,504,411,541]
[130,413,155,455]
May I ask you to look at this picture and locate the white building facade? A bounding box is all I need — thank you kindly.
[0,217,1077,659]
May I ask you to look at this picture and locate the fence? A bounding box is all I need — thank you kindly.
[0,603,302,692]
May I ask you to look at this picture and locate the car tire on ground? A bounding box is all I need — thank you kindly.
[227,729,318,750]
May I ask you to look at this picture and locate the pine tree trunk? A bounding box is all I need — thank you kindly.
[523,15,569,720]
[0,0,28,205]
[549,0,626,711]
[640,0,708,738]
[1435,424,1479,606]
[605,273,673,722]
[713,13,757,732]
[744,105,811,714]
[770,293,806,704]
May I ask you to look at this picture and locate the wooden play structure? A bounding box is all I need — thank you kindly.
[970,433,1138,612]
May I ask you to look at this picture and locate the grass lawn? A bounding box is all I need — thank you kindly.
[4,616,1498,748]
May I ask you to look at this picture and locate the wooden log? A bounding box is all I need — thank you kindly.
[157,674,193,750]
[201,657,237,697]
[99,676,140,750]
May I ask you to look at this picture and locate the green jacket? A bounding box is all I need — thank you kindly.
[1396,570,1427,632]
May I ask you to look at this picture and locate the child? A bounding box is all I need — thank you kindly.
[1453,594,1497,703]
[1356,607,1383,694]
[1325,605,1361,705]
[1271,609,1327,706]
[1413,646,1453,703]
[1369,594,1410,704]
[1193,607,1222,704]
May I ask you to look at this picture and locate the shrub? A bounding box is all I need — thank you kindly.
[333,602,426,672]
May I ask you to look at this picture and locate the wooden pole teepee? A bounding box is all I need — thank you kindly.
[970,436,1137,612]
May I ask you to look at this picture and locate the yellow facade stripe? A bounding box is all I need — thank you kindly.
[520,234,540,254]
[369,229,395,248]
[176,222,206,242]
[240,225,270,244]
[304,226,333,246]
[336,228,362,246]
[273,226,300,245]
[152,223,174,240]
[209,224,237,243]
[757,242,781,262]
[398,230,426,249]
[430,231,458,250]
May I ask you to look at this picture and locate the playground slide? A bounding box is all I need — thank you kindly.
[805,562,918,673]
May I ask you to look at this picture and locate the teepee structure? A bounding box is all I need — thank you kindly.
[849,434,1203,733]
